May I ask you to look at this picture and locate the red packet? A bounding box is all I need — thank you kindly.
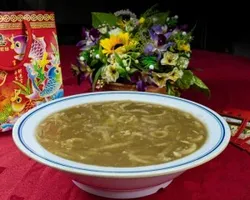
[0,11,64,132]
[216,108,250,153]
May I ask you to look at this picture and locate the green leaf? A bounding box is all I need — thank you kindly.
[98,45,107,64]
[114,53,124,67]
[129,52,141,59]
[151,12,170,25]
[176,70,195,90]
[167,82,180,96]
[116,66,129,79]
[193,75,210,97]
[141,4,159,18]
[128,68,138,74]
[92,12,118,28]
[92,67,103,91]
[141,56,158,69]
[80,51,90,63]
[116,65,126,75]
[90,59,99,67]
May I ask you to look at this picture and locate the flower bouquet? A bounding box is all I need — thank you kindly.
[72,5,210,96]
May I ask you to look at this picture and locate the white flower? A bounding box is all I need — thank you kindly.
[102,64,119,83]
[177,57,189,69]
[174,15,178,19]
[79,56,84,61]
[109,28,123,36]
[182,31,187,36]
[149,65,154,70]
[95,54,100,59]
[161,51,179,66]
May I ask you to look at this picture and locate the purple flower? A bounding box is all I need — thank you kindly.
[149,29,158,42]
[130,71,141,83]
[89,28,100,40]
[76,27,100,50]
[144,44,155,55]
[164,32,172,40]
[149,25,170,46]
[136,80,147,91]
[130,72,147,91]
[157,34,166,46]
[77,70,92,85]
[144,24,175,60]
[77,73,86,85]
[81,27,87,39]
[152,25,163,34]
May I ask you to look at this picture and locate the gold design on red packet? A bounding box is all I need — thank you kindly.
[0,13,54,23]
[30,22,55,29]
[0,71,7,86]
[0,47,9,52]
[0,22,55,30]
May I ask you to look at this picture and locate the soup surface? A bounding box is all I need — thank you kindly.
[36,101,207,167]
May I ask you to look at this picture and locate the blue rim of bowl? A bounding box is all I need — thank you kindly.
[17,92,225,174]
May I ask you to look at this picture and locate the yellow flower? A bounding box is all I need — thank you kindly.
[139,17,145,24]
[152,73,169,88]
[179,44,191,52]
[168,67,183,82]
[102,64,119,83]
[161,51,179,66]
[100,32,136,55]
[152,68,183,87]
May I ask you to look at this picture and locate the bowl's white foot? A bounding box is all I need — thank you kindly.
[72,179,173,199]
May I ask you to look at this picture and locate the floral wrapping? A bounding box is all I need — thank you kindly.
[0,11,63,132]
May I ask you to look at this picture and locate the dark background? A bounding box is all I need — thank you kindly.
[1,0,249,58]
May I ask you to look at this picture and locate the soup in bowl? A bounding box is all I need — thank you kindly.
[12,91,231,199]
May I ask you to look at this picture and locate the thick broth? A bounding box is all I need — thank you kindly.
[36,101,207,167]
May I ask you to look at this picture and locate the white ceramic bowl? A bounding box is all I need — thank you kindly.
[12,91,231,199]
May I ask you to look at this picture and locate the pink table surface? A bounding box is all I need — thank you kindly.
[1,46,250,200]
